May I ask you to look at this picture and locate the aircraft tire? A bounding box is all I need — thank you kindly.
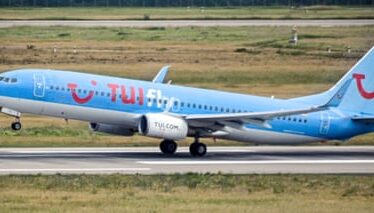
[190,142,207,157]
[11,122,22,131]
[159,140,177,154]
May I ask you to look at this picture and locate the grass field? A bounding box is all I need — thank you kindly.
[0,25,374,146]
[0,174,373,212]
[0,6,374,20]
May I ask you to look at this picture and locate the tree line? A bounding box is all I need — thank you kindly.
[1,0,373,7]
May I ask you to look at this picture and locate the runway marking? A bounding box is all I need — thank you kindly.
[0,168,151,172]
[138,160,374,165]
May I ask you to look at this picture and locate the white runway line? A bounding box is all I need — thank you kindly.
[0,168,151,172]
[138,160,374,165]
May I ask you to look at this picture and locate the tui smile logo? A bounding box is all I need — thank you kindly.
[353,73,374,99]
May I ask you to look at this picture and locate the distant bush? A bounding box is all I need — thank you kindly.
[145,27,165,31]
[143,14,150,20]
[234,47,261,54]
[58,33,71,37]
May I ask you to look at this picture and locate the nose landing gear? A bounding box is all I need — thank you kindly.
[11,118,22,131]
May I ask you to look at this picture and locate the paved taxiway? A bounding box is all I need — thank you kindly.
[0,20,373,28]
[0,146,373,175]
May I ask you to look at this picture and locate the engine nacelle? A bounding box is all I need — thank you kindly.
[89,123,134,136]
[138,114,188,141]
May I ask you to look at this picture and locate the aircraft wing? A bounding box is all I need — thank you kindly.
[185,106,322,122]
[351,116,374,123]
[152,65,170,83]
[185,79,352,124]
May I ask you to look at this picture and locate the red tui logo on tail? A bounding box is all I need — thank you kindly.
[353,73,374,99]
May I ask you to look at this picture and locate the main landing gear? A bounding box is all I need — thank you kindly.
[160,139,178,154]
[159,137,207,157]
[189,136,207,157]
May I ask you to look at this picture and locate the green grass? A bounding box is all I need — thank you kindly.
[0,174,373,212]
[0,6,374,20]
[0,25,372,46]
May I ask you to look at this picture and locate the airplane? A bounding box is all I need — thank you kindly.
[0,47,374,156]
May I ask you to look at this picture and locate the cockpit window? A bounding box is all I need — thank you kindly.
[0,76,18,83]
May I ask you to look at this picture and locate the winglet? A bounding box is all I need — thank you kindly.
[322,79,352,108]
[152,65,170,83]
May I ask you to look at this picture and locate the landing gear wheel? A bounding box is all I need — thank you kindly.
[159,140,177,154]
[11,122,22,131]
[189,142,207,157]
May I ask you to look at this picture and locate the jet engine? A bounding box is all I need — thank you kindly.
[89,123,134,136]
[138,114,188,140]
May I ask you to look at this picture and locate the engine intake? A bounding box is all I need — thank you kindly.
[138,114,188,140]
[89,123,134,136]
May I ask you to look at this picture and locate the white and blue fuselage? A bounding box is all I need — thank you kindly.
[1,47,374,156]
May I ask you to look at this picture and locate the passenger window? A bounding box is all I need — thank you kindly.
[101,92,105,96]
[50,86,54,90]
[0,77,3,81]
[4,78,10,83]
[193,104,196,108]
[198,105,202,109]
[11,78,17,83]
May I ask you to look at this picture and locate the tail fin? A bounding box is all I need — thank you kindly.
[293,46,374,114]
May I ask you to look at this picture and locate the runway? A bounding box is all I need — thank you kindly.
[0,146,373,175]
[0,19,373,28]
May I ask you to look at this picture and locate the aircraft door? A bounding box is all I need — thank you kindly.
[319,112,330,135]
[33,73,45,98]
